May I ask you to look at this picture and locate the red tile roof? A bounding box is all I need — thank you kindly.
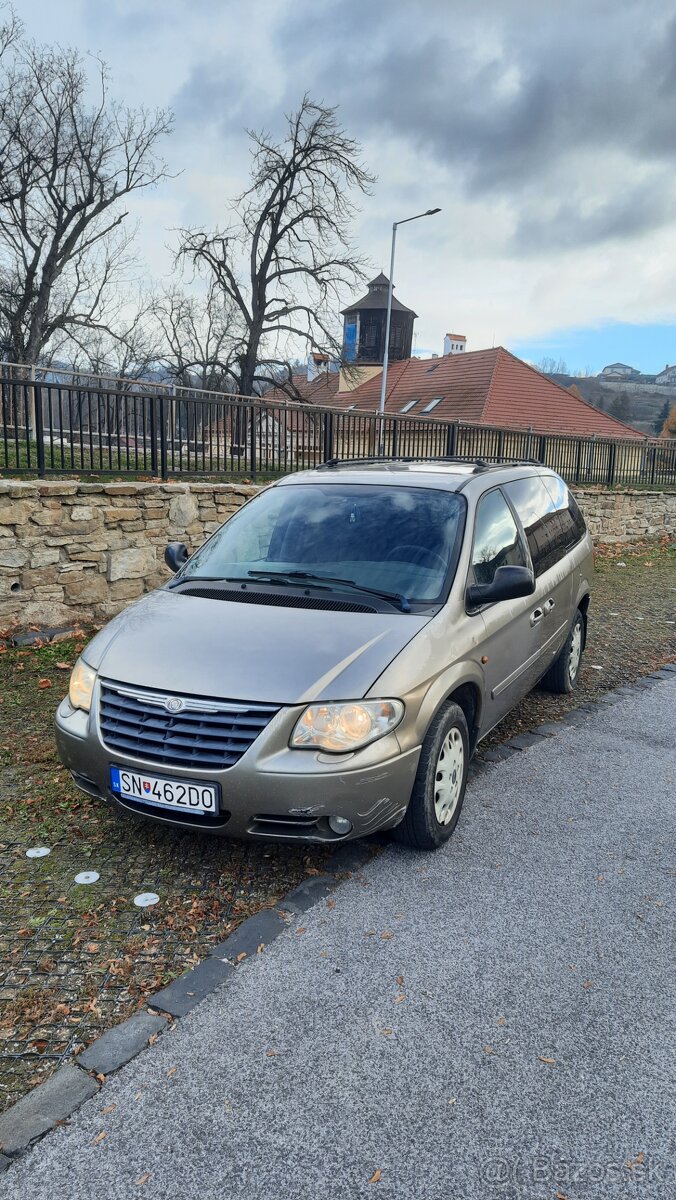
[328,348,644,440]
[264,371,340,406]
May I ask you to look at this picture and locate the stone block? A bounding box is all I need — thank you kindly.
[108,546,158,582]
[69,506,95,522]
[110,578,144,601]
[0,1065,98,1155]
[30,503,64,526]
[103,507,137,522]
[0,501,31,525]
[77,1011,167,1075]
[22,566,58,589]
[0,547,29,569]
[29,546,60,568]
[37,481,78,496]
[63,572,108,603]
[169,490,199,528]
[21,600,74,627]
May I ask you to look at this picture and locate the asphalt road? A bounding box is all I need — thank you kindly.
[3,680,675,1200]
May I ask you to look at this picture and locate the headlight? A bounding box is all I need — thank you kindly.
[69,658,97,712]
[291,700,404,753]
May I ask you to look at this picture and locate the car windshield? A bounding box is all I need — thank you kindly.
[178,483,466,606]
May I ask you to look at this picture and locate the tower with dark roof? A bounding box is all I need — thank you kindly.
[341,273,417,365]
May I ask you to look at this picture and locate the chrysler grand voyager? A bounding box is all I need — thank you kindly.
[56,458,593,850]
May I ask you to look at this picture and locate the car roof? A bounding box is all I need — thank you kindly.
[275,459,555,495]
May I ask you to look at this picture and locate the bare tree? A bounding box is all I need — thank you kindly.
[153,282,240,392]
[0,36,172,365]
[177,95,374,398]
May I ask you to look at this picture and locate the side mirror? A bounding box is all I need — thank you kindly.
[164,542,189,573]
[466,564,535,608]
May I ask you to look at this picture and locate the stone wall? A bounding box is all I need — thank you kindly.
[0,481,257,631]
[574,488,676,545]
[0,481,673,631]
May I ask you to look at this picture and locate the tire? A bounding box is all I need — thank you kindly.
[542,607,584,694]
[392,701,469,850]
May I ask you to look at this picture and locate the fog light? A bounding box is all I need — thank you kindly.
[328,815,352,836]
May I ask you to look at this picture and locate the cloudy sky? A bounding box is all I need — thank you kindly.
[19,0,676,372]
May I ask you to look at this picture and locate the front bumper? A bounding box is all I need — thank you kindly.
[55,690,421,843]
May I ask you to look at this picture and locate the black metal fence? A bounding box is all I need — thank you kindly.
[2,374,675,487]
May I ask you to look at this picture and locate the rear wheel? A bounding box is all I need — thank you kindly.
[392,701,469,850]
[542,608,584,694]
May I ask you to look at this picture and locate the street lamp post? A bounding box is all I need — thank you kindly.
[378,207,441,424]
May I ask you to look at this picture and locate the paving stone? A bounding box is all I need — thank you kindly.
[0,1153,11,1172]
[506,731,547,749]
[533,721,565,735]
[0,1066,98,1155]
[563,710,593,726]
[659,662,676,673]
[276,875,336,915]
[211,907,289,962]
[149,956,236,1018]
[77,1011,167,1075]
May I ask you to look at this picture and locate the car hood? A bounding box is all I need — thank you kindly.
[82,588,431,705]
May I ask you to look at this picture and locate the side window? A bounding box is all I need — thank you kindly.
[471,489,528,588]
[504,476,569,576]
[541,475,587,547]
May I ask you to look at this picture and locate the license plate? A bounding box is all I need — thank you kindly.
[109,766,218,815]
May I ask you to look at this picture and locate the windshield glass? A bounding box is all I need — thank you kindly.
[178,483,465,605]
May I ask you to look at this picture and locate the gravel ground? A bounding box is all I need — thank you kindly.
[0,544,674,1114]
[2,677,674,1200]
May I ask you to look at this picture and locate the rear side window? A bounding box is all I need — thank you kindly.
[471,488,529,587]
[541,475,587,545]
[504,476,576,577]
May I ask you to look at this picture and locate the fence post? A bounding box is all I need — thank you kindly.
[648,444,657,485]
[249,404,257,480]
[574,439,582,483]
[446,422,457,457]
[159,394,168,480]
[538,434,547,464]
[149,396,158,476]
[323,411,334,463]
[34,382,45,478]
[606,441,617,486]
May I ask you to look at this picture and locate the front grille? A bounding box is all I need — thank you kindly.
[99,683,279,770]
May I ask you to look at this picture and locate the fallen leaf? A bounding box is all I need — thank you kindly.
[256,943,265,954]
[394,994,405,1004]
[626,1152,645,1171]
[448,1098,456,1105]
[167,1067,177,1077]
[296,927,307,935]
[92,1131,107,1145]
[136,1173,151,1186]
[148,1033,159,1046]
[266,1050,279,1057]
[582,980,593,989]
[101,1104,117,1115]
[38,678,52,689]
[326,899,336,909]
[236,951,247,962]
[555,1192,569,1199]
[364,930,376,937]
[95,1073,106,1083]
[55,662,71,670]
[381,1028,394,1035]
[380,930,393,940]
[498,1017,506,1026]
[538,1056,557,1065]
[395,974,404,986]
[368,1169,382,1183]
[483,1046,495,1055]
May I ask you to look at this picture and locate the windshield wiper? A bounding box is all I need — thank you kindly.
[246,569,411,613]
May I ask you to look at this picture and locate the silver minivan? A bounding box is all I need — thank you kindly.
[56,459,593,850]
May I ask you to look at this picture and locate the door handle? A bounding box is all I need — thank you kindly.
[530,608,544,626]
[544,598,556,613]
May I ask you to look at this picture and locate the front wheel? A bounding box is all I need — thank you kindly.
[542,608,585,694]
[392,701,469,850]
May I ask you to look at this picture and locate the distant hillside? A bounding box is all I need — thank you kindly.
[547,374,673,436]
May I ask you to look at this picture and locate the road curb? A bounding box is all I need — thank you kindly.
[0,841,374,1165]
[0,670,673,1167]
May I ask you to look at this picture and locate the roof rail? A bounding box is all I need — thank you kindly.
[318,455,543,472]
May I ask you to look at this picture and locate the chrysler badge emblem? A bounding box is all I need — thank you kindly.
[165,696,184,713]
